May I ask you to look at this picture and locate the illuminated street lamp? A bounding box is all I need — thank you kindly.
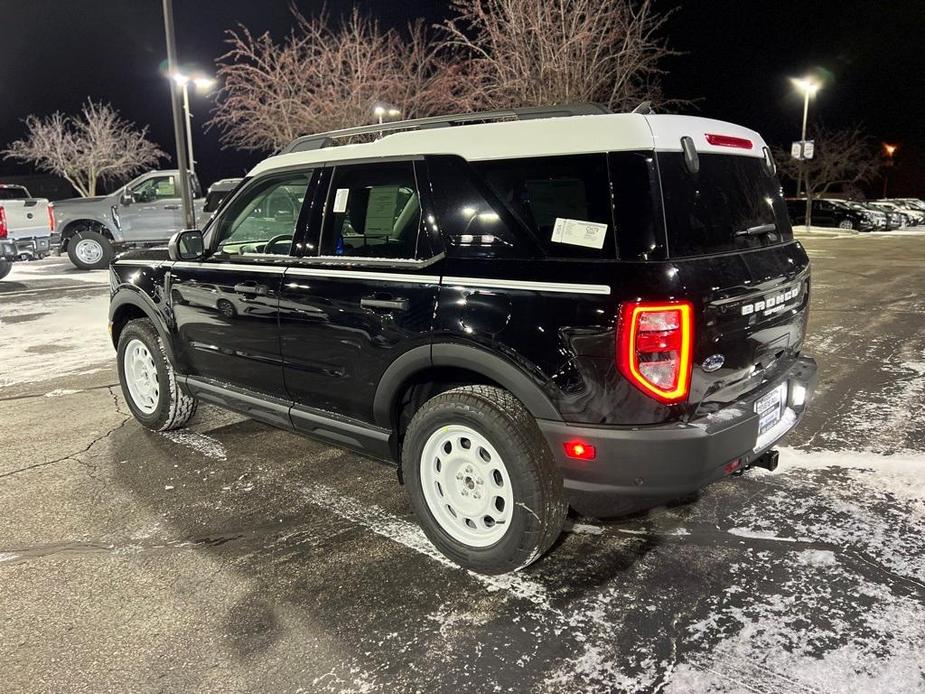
[791,77,821,197]
[373,104,402,125]
[883,143,898,197]
[169,71,215,178]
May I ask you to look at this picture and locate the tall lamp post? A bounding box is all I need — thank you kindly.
[791,77,820,198]
[170,73,215,179]
[882,143,897,197]
[161,0,195,230]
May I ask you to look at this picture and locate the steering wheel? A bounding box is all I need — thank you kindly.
[261,234,293,255]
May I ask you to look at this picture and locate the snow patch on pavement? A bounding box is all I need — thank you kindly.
[0,293,112,387]
[43,388,83,398]
[161,430,228,461]
[301,482,555,609]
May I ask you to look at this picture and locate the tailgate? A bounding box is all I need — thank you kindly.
[2,199,53,238]
[679,243,811,413]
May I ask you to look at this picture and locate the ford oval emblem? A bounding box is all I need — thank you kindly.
[702,354,725,372]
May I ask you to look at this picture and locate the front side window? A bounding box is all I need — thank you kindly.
[132,175,177,202]
[320,162,422,259]
[213,172,311,256]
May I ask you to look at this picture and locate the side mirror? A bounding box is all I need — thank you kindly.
[168,229,204,261]
[120,188,134,206]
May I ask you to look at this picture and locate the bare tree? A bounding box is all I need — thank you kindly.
[775,125,882,226]
[439,0,680,112]
[210,9,474,153]
[3,100,165,197]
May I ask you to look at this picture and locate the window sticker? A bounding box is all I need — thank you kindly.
[365,185,401,234]
[551,217,608,249]
[333,187,350,213]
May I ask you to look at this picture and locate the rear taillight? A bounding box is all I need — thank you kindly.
[617,300,694,404]
[48,204,56,233]
[0,207,7,240]
[705,133,753,150]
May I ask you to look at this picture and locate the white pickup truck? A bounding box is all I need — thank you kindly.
[0,184,55,280]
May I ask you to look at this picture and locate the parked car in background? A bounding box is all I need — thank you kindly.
[885,198,925,213]
[839,201,891,230]
[870,201,925,227]
[52,170,204,270]
[0,184,55,280]
[198,177,242,227]
[785,198,876,231]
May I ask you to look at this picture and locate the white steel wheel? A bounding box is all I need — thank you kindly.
[420,424,514,548]
[123,338,160,414]
[74,238,104,265]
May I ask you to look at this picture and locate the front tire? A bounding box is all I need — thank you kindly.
[402,385,566,575]
[67,229,112,270]
[0,260,11,281]
[838,220,854,230]
[117,319,197,431]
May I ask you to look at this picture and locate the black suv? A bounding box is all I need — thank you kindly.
[785,198,878,231]
[109,107,817,575]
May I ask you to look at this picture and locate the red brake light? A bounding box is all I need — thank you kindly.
[0,207,7,240]
[617,300,694,404]
[48,204,56,233]
[564,441,596,461]
[705,133,753,150]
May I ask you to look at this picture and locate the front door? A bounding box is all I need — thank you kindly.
[169,170,314,399]
[121,174,184,241]
[279,160,441,424]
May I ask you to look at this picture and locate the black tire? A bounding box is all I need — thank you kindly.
[402,385,567,575]
[116,318,197,431]
[0,260,11,281]
[67,229,112,270]
[216,298,237,318]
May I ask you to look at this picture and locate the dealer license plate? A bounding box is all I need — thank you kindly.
[755,384,786,437]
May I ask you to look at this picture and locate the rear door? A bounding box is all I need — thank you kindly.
[654,150,810,411]
[278,160,441,425]
[169,170,314,399]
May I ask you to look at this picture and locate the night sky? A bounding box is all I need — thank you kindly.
[1,0,922,197]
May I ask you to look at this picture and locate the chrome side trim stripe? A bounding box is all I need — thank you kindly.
[442,276,611,295]
[172,261,287,274]
[113,260,170,268]
[121,260,610,294]
[286,267,440,284]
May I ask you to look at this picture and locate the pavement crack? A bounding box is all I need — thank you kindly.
[0,414,130,480]
[0,382,119,403]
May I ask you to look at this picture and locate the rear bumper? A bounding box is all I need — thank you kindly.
[538,356,818,513]
[0,235,51,260]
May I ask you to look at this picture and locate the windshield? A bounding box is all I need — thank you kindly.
[658,152,792,257]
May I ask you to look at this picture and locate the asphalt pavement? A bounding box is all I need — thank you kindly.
[1,240,923,694]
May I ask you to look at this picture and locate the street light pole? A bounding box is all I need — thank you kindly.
[882,144,897,198]
[162,0,195,230]
[796,87,810,198]
[181,81,196,177]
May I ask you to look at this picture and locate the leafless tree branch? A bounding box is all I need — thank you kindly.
[2,100,165,197]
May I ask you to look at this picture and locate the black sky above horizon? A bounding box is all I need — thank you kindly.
[1,0,922,196]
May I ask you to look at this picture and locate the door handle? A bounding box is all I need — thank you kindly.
[234,283,268,296]
[361,297,409,312]
[163,204,180,210]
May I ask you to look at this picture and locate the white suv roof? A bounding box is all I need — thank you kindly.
[249,113,768,177]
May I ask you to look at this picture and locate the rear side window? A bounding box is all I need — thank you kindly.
[473,154,615,258]
[658,152,793,257]
[320,162,423,260]
[0,186,29,200]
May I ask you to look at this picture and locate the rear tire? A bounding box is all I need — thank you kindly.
[67,229,112,270]
[402,385,567,575]
[117,318,197,431]
[0,260,11,281]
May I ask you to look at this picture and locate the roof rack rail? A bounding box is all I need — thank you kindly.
[280,103,612,155]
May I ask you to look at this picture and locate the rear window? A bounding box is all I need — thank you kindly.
[0,186,29,200]
[472,154,615,258]
[658,152,793,257]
